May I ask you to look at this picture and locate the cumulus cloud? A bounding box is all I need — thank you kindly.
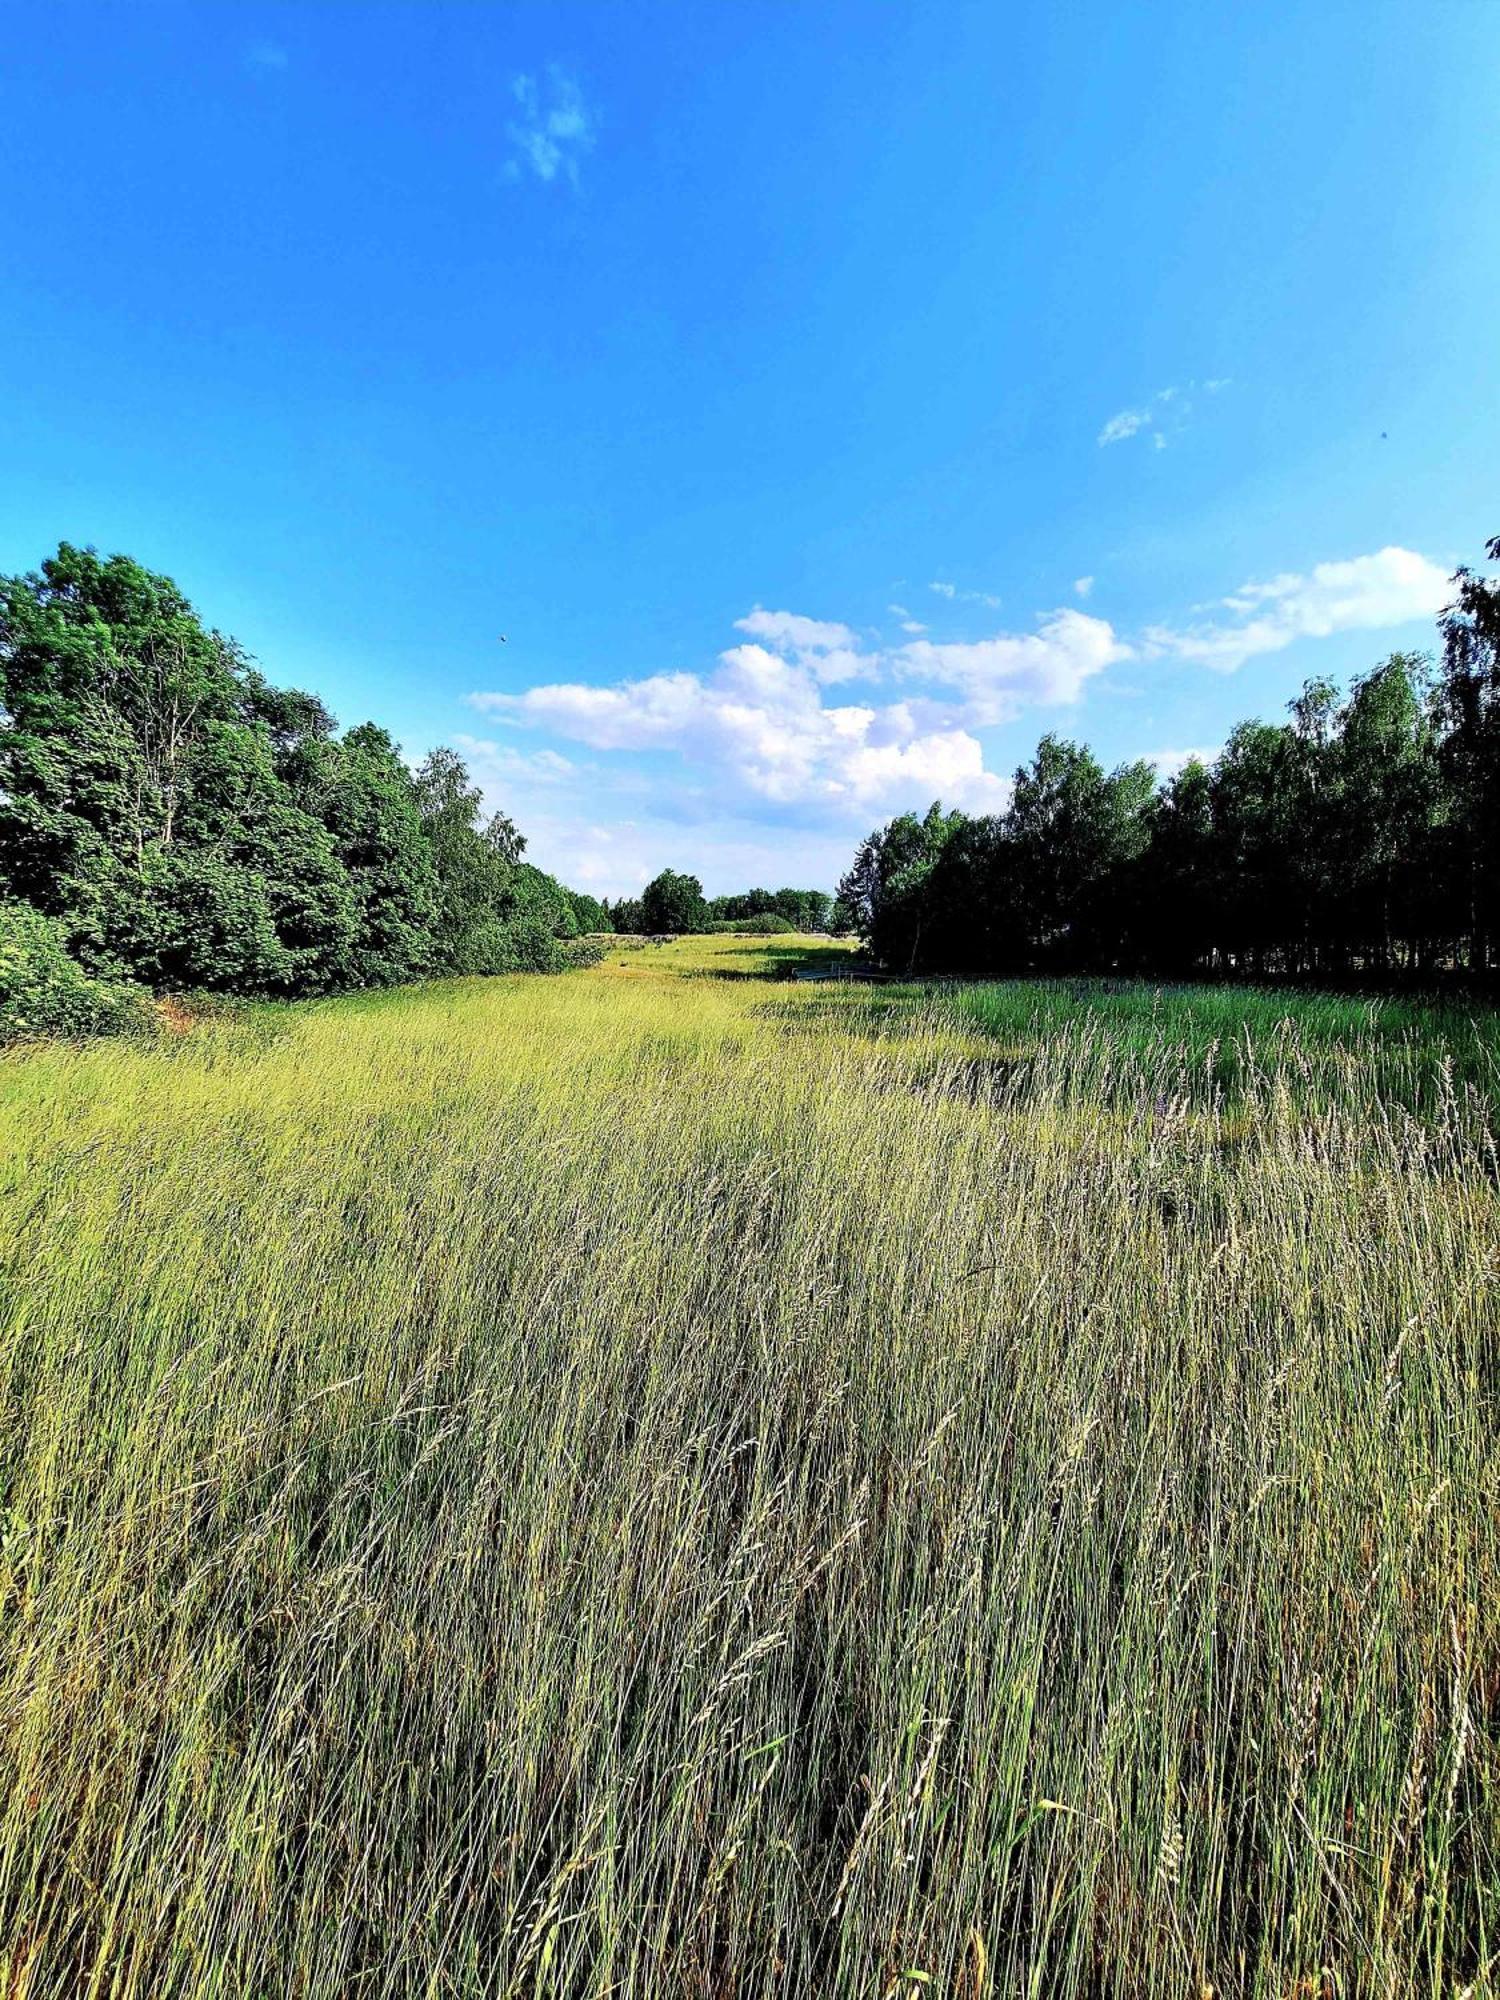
[460,539,1441,882]
[732,607,866,684]
[477,653,1004,814]
[467,602,1123,820]
[1073,575,1095,598]
[1144,546,1449,673]
[895,610,1129,724]
[505,68,595,186]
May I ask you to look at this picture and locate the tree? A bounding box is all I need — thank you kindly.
[413,747,525,974]
[568,890,610,933]
[0,542,604,1002]
[835,544,1500,989]
[836,804,966,968]
[317,724,440,987]
[640,869,707,934]
[1325,656,1441,975]
[1000,738,1154,971]
[0,546,353,991]
[1436,536,1500,971]
[1135,758,1217,975]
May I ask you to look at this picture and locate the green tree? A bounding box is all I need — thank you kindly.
[413,747,524,974]
[317,724,440,987]
[1436,535,1500,971]
[640,869,707,933]
[568,890,610,933]
[1136,758,1217,975]
[1002,738,1154,971]
[0,546,356,992]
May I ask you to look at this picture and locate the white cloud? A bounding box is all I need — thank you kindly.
[452,737,576,783]
[1098,377,1229,449]
[929,580,1001,607]
[732,607,866,684]
[506,68,595,187]
[895,609,1129,724]
[1073,575,1095,598]
[457,538,1442,887]
[1142,745,1221,780]
[477,649,1004,815]
[1144,545,1449,673]
[1098,407,1151,447]
[467,602,1125,822]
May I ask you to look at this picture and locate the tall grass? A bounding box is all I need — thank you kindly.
[0,936,1494,1997]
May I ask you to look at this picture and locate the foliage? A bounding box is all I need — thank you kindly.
[0,544,595,1005]
[841,539,1500,982]
[566,889,610,934]
[0,899,154,1043]
[704,912,795,933]
[635,868,708,933]
[611,883,834,935]
[707,886,832,931]
[0,935,1492,1994]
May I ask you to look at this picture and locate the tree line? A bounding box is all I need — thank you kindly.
[0,545,610,1014]
[838,536,1500,983]
[608,874,834,936]
[0,543,841,1037]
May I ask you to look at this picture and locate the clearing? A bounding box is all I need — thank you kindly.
[0,936,1494,1996]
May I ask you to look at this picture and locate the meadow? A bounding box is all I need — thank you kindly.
[0,936,1494,1998]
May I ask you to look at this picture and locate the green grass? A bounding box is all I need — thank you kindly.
[944,978,1500,1120]
[0,936,1494,1997]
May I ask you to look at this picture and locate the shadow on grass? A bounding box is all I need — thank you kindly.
[756,988,924,1036]
[688,942,855,982]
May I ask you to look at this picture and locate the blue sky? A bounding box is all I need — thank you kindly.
[3,0,1497,896]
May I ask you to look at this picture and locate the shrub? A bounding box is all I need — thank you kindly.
[559,934,611,969]
[0,901,155,1044]
[706,912,794,934]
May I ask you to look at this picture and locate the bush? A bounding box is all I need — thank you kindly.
[706,913,794,934]
[0,901,155,1044]
[559,934,611,969]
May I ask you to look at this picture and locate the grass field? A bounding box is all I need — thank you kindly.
[0,935,1495,1998]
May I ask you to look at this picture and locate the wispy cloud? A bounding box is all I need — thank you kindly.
[1098,377,1229,449]
[1098,407,1151,447]
[505,67,595,187]
[245,40,289,72]
[1143,545,1449,672]
[928,580,1002,608]
[1073,575,1095,599]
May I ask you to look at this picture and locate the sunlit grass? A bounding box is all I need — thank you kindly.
[0,937,1494,1996]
